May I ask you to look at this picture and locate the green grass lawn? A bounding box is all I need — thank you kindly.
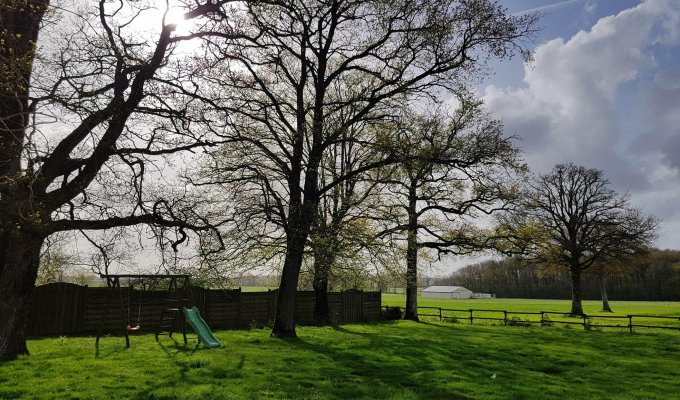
[2,319,680,399]
[239,286,277,292]
[383,295,680,329]
[382,295,680,315]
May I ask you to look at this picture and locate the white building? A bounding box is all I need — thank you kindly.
[421,286,473,299]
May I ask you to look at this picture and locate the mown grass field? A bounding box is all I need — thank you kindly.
[382,295,680,316]
[384,295,680,329]
[239,286,277,292]
[2,315,680,399]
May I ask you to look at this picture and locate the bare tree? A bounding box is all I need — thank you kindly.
[500,164,659,316]
[193,141,290,284]
[376,100,525,321]
[0,0,231,360]
[587,252,645,312]
[194,0,537,337]
[36,234,75,285]
[309,121,392,321]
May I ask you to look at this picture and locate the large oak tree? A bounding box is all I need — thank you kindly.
[500,164,658,315]
[0,0,231,360]
[376,100,525,321]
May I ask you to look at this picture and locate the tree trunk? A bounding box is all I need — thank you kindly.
[404,187,419,322]
[569,269,584,316]
[1,4,50,359]
[311,226,340,323]
[599,273,613,312]
[404,233,419,321]
[0,229,45,360]
[313,258,331,323]
[271,224,309,338]
[0,0,48,178]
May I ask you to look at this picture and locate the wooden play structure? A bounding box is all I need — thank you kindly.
[95,274,193,348]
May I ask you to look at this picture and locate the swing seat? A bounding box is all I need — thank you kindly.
[127,325,141,332]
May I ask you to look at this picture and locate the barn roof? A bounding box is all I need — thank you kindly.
[422,286,470,293]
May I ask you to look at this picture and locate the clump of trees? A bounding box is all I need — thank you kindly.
[189,0,537,336]
[3,0,667,364]
[438,249,680,302]
[0,0,540,359]
[496,164,658,315]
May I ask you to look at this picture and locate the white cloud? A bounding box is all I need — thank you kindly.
[483,0,680,249]
[634,68,680,170]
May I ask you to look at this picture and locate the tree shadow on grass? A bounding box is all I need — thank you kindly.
[277,324,485,399]
[289,321,628,399]
[156,336,201,358]
[93,336,130,359]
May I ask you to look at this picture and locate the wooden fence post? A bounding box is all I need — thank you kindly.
[204,288,210,322]
[628,315,633,335]
[341,290,347,323]
[540,312,545,326]
[469,309,473,324]
[439,307,442,321]
[503,311,508,325]
[266,289,271,322]
[360,290,365,322]
[237,287,242,327]
[583,314,587,330]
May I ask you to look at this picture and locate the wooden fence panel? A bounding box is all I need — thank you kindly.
[362,292,382,322]
[28,282,86,335]
[27,284,382,336]
[328,293,342,323]
[341,290,363,323]
[239,292,273,326]
[295,291,316,324]
[205,289,241,328]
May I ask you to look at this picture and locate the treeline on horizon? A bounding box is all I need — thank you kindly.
[436,249,680,301]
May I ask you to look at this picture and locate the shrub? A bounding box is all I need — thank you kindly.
[506,317,532,327]
[382,306,403,320]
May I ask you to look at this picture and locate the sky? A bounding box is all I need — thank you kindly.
[48,0,680,276]
[479,0,680,251]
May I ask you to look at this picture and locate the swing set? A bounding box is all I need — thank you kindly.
[125,279,143,332]
[95,274,192,348]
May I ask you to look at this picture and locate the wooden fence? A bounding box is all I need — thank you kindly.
[27,283,381,336]
[393,306,680,334]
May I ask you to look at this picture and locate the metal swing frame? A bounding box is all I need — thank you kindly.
[95,274,192,348]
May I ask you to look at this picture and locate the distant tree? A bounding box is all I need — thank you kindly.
[587,260,621,312]
[36,241,73,286]
[439,249,680,302]
[500,164,658,315]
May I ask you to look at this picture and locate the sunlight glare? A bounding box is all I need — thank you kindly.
[164,7,186,27]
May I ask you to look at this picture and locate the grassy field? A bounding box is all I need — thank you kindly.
[2,318,680,400]
[383,294,680,315]
[239,286,277,292]
[383,295,680,330]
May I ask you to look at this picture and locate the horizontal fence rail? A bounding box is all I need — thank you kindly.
[383,305,680,334]
[28,283,382,336]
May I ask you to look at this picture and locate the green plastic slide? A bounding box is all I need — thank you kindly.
[183,306,221,349]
